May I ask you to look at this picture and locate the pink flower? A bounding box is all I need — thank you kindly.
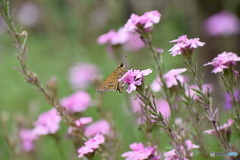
[164,140,199,160]
[155,99,171,119]
[97,28,129,45]
[123,32,145,52]
[60,91,92,113]
[151,77,163,92]
[122,142,160,160]
[204,11,240,37]
[169,35,205,56]
[204,119,234,134]
[124,11,161,32]
[17,2,40,27]
[204,51,240,73]
[78,134,105,158]
[19,129,38,151]
[84,120,110,137]
[225,90,240,110]
[119,69,153,93]
[68,117,93,134]
[69,63,99,90]
[32,108,61,136]
[163,68,187,88]
[130,96,143,113]
[186,84,213,100]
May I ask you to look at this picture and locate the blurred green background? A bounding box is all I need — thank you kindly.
[0,0,240,159]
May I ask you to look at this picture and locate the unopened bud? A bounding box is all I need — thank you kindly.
[47,76,57,90]
[21,31,28,37]
[31,72,38,82]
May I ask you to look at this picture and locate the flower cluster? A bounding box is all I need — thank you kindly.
[169,35,205,56]
[19,129,38,151]
[60,91,92,113]
[97,28,145,53]
[32,108,61,136]
[122,142,160,160]
[69,63,99,90]
[124,11,161,32]
[19,108,61,152]
[204,11,240,37]
[78,134,105,158]
[204,51,240,73]
[119,68,152,93]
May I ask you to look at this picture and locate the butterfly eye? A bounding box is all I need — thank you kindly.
[120,63,124,67]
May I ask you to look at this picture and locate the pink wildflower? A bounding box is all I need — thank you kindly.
[123,32,145,52]
[68,117,93,134]
[204,51,240,73]
[97,27,129,45]
[119,69,152,93]
[19,129,38,151]
[155,99,171,119]
[225,90,240,110]
[60,91,92,113]
[151,77,163,92]
[122,142,160,160]
[186,84,213,100]
[204,11,240,37]
[78,134,105,158]
[124,11,161,32]
[32,108,61,136]
[169,35,205,56]
[163,68,187,88]
[130,96,143,113]
[69,63,99,90]
[84,120,110,137]
[204,119,234,134]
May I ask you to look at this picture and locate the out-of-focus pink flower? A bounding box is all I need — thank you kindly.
[164,139,199,160]
[155,99,171,119]
[32,108,61,136]
[204,51,240,73]
[204,119,234,134]
[69,63,99,90]
[186,84,213,100]
[151,77,163,92]
[123,32,145,52]
[97,28,129,45]
[60,91,92,113]
[124,10,161,32]
[225,90,240,110]
[68,117,93,134]
[119,69,152,93]
[17,2,40,27]
[98,28,145,53]
[78,134,105,158]
[122,142,160,160]
[130,96,143,113]
[204,11,240,37]
[163,68,187,88]
[19,129,38,152]
[84,120,110,137]
[169,35,205,56]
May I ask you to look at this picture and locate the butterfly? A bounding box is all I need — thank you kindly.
[97,63,127,93]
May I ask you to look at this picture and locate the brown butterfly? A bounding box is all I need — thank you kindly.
[97,63,127,93]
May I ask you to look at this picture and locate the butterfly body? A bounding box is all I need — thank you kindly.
[97,63,126,93]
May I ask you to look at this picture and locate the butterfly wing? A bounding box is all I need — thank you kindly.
[97,64,126,93]
[97,70,119,92]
